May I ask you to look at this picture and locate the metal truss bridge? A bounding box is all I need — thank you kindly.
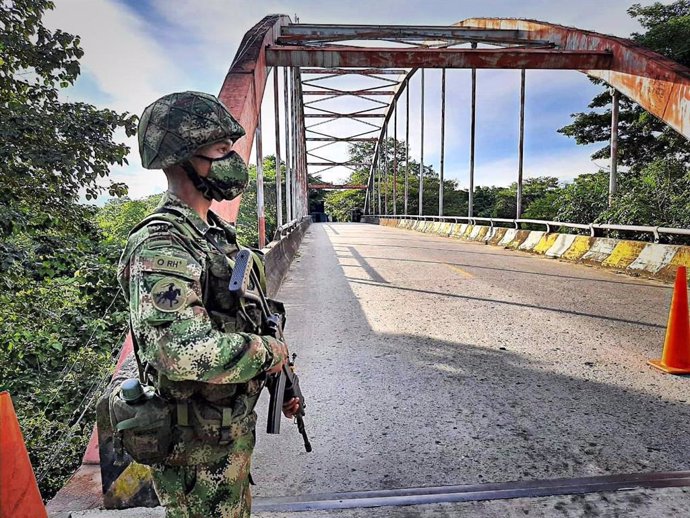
[216,15,690,247]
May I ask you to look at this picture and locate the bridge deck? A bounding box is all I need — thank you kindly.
[251,222,690,516]
[61,222,690,517]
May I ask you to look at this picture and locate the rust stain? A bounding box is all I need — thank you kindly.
[457,18,690,139]
[266,46,612,70]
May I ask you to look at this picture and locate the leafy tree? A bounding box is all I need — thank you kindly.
[97,195,163,246]
[556,172,610,224]
[520,177,562,220]
[0,0,137,239]
[603,159,690,233]
[473,186,502,217]
[325,188,366,222]
[472,177,561,220]
[558,1,690,170]
[334,139,469,218]
[0,0,135,499]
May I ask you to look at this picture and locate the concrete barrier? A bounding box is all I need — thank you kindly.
[581,238,618,265]
[533,233,560,255]
[498,228,519,247]
[370,218,690,282]
[487,227,508,245]
[506,230,531,249]
[264,217,311,297]
[545,234,577,258]
[518,231,545,251]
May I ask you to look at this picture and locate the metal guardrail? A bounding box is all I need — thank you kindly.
[271,216,309,243]
[368,214,690,242]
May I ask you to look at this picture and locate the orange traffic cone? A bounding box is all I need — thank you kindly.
[0,391,47,518]
[648,266,690,374]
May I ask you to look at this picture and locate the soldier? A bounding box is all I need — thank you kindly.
[117,91,299,517]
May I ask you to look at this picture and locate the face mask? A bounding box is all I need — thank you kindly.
[184,150,249,202]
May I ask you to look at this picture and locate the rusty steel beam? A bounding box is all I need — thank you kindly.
[308,162,369,166]
[300,68,407,75]
[307,137,378,141]
[303,90,396,96]
[266,46,612,70]
[217,14,290,222]
[458,18,690,139]
[469,43,477,218]
[305,113,385,118]
[419,69,425,216]
[277,24,553,46]
[309,183,368,190]
[273,67,283,229]
[283,67,292,223]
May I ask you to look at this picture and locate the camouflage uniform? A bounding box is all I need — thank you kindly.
[118,192,285,517]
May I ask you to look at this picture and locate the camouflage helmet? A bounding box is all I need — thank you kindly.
[138,91,245,170]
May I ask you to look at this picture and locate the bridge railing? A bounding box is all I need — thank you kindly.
[369,214,690,243]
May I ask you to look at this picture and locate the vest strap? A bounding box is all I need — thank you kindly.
[177,402,190,427]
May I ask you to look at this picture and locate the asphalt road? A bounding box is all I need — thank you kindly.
[251,222,690,516]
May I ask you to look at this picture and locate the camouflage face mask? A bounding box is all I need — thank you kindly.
[185,150,249,202]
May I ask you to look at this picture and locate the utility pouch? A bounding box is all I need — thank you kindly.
[109,378,173,466]
[188,400,238,445]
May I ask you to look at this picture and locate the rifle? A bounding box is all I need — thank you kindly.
[228,249,312,453]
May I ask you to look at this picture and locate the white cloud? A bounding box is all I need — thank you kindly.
[45,0,183,115]
[41,0,659,199]
[43,0,191,200]
[469,147,608,188]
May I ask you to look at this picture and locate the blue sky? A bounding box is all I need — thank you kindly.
[44,0,656,200]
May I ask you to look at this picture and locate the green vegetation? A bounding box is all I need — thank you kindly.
[0,0,136,499]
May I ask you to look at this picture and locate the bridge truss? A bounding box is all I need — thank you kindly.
[219,15,690,247]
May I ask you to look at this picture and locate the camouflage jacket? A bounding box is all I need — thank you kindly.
[117,192,283,464]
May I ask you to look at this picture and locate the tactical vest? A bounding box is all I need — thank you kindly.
[115,207,270,466]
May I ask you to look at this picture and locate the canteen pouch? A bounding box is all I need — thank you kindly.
[109,379,173,465]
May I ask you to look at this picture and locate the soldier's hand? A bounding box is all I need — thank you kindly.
[266,339,288,375]
[282,397,300,418]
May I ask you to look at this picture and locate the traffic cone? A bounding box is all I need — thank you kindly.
[0,391,47,518]
[648,266,690,374]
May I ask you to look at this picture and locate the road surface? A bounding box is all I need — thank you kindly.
[250,222,690,517]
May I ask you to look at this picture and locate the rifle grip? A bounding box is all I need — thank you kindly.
[229,249,252,295]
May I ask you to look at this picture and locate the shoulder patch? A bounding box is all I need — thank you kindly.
[147,255,188,274]
[151,277,188,312]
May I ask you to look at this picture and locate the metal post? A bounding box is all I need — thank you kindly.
[439,68,446,217]
[377,160,382,214]
[273,68,283,231]
[256,117,266,248]
[296,69,307,218]
[393,102,398,216]
[290,67,297,219]
[292,67,300,218]
[516,69,525,219]
[405,82,410,215]
[469,42,477,218]
[381,127,388,215]
[419,68,425,216]
[610,88,619,207]
[365,168,373,215]
[283,67,292,223]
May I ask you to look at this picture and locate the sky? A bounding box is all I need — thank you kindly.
[43,0,658,201]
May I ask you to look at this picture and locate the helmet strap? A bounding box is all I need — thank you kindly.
[181,161,215,201]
